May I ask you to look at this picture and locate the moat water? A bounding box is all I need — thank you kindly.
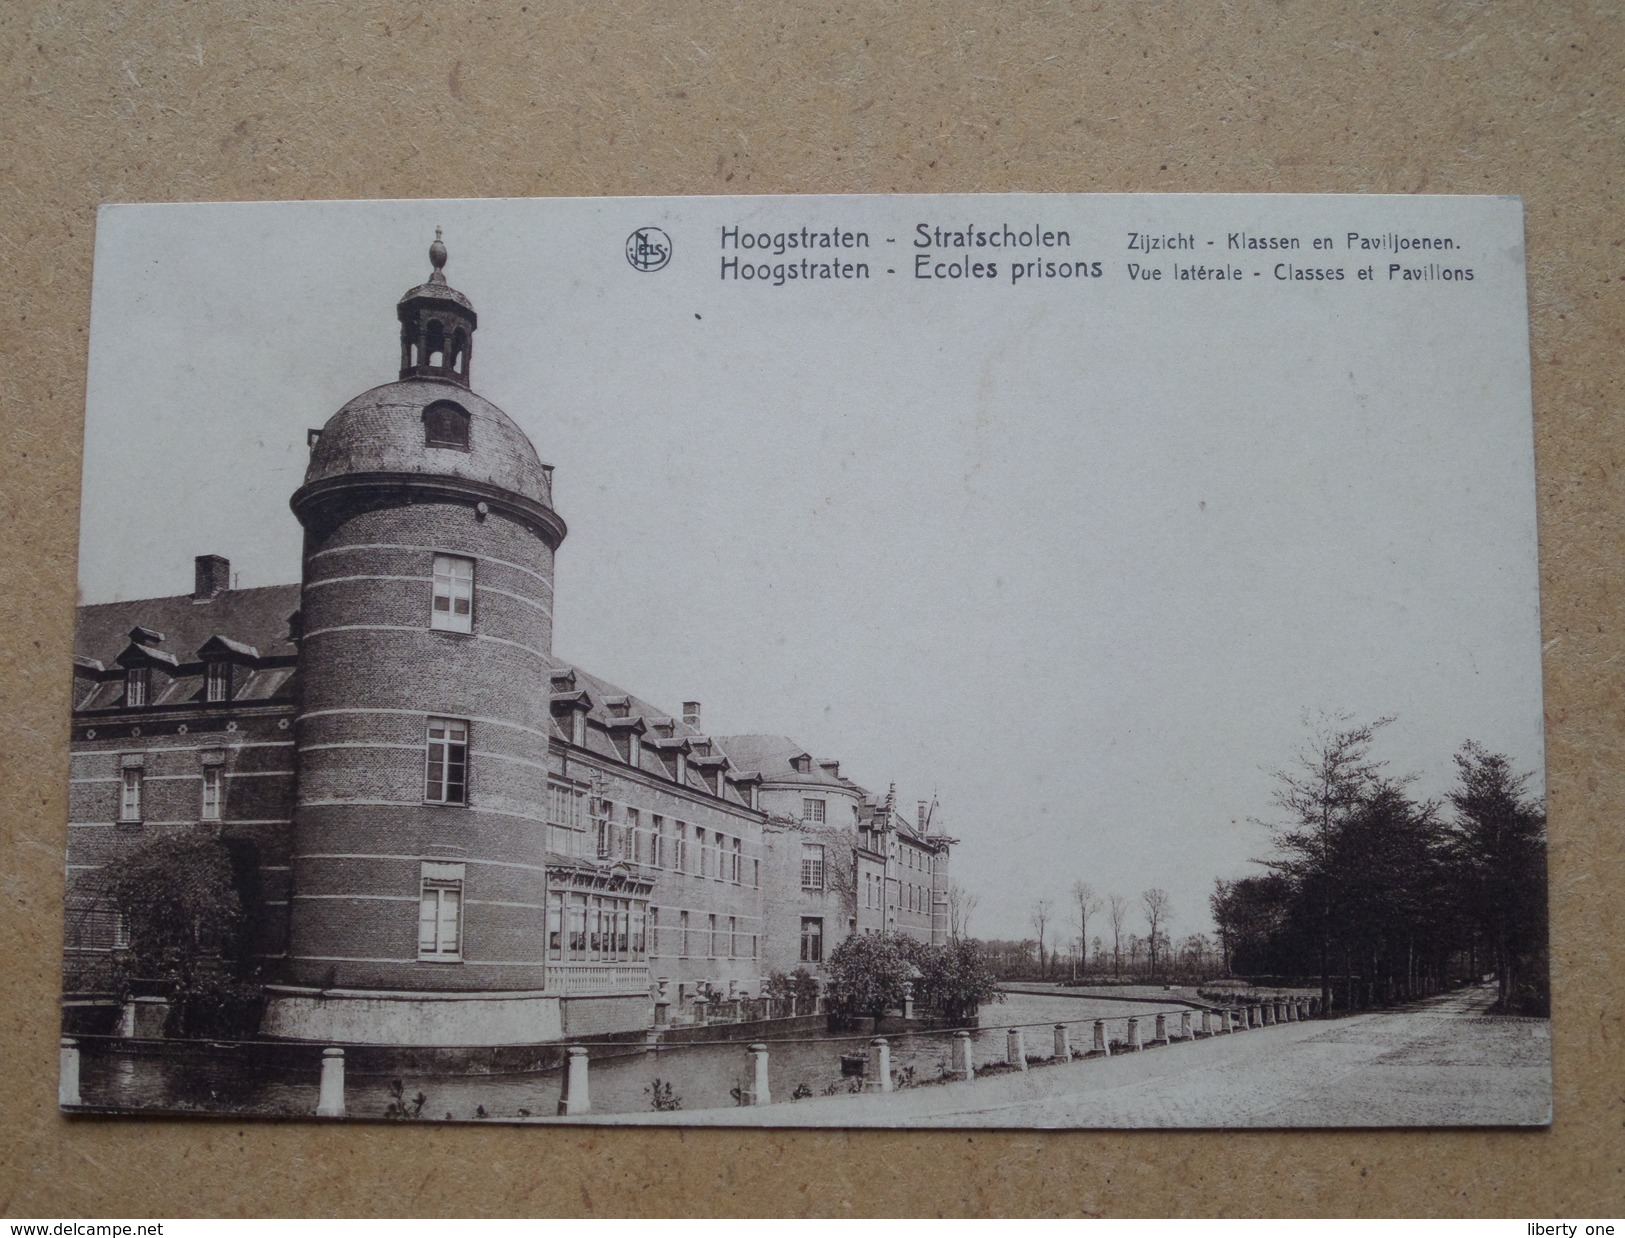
[72,991,1202,1120]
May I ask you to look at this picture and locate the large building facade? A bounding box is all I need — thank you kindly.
[61,237,952,1045]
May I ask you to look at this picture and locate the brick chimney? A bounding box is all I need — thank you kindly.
[194,555,231,600]
[682,701,701,729]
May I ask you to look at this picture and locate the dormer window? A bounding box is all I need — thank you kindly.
[791,754,813,774]
[205,661,232,703]
[424,400,471,450]
[125,667,149,707]
[628,732,642,768]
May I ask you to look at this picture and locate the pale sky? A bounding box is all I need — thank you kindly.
[79,194,1545,943]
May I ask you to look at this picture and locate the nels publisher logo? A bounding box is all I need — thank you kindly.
[626,226,672,272]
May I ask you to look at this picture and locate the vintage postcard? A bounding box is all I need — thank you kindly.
[60,194,1548,1127]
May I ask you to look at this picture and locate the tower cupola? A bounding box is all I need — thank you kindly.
[397,228,477,386]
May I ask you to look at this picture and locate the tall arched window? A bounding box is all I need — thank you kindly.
[423,400,471,449]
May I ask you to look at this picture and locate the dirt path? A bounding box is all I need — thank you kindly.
[569,984,1550,1128]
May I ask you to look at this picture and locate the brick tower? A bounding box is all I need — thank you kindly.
[263,234,569,1044]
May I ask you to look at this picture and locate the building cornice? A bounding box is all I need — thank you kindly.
[291,472,567,549]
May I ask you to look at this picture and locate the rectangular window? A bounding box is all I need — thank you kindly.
[633,904,646,959]
[623,808,638,863]
[679,910,690,958]
[698,830,710,878]
[675,822,687,873]
[201,765,222,821]
[649,905,660,956]
[418,863,464,961]
[424,718,468,804]
[801,843,825,891]
[568,894,588,960]
[205,661,231,703]
[753,857,760,889]
[595,799,613,859]
[728,916,737,958]
[800,917,824,964]
[125,667,148,707]
[652,816,666,869]
[803,797,825,823]
[547,891,564,961]
[119,768,143,822]
[430,553,475,632]
[730,837,742,884]
[548,782,586,857]
[708,913,718,958]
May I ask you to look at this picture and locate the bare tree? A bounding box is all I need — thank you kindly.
[1142,887,1171,977]
[947,882,979,941]
[816,822,861,924]
[1107,893,1129,978]
[1070,881,1101,980]
[1029,898,1054,979]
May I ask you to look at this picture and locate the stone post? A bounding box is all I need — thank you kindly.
[1180,1011,1193,1041]
[902,981,915,1021]
[953,1031,975,1081]
[316,1047,346,1118]
[59,1037,81,1107]
[1201,1009,1213,1036]
[1007,1027,1027,1069]
[1284,999,1296,1022]
[1126,1017,1143,1051]
[695,997,709,1026]
[654,999,670,1027]
[119,998,138,1039]
[1299,998,1310,1021]
[1264,1001,1276,1026]
[1053,1024,1072,1061]
[1154,1013,1169,1045]
[1250,1004,1261,1028]
[748,1043,771,1106]
[1093,1019,1111,1056]
[867,1038,892,1092]
[1274,999,1286,1024]
[558,1046,591,1116]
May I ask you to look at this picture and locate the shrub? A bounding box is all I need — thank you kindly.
[646,1079,682,1111]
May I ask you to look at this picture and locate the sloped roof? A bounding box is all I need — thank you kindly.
[711,734,863,791]
[74,583,303,666]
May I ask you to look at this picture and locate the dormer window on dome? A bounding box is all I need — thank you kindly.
[398,229,478,387]
[424,400,471,450]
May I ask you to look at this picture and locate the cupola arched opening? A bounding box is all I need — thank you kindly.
[426,319,446,369]
[424,400,471,450]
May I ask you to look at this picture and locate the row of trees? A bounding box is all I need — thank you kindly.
[977,886,1220,983]
[1212,716,1548,1015]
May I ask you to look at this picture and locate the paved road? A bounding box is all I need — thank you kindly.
[576,985,1550,1128]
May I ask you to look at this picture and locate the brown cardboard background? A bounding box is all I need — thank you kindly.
[1,0,1620,1217]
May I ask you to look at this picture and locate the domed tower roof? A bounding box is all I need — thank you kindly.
[291,234,566,548]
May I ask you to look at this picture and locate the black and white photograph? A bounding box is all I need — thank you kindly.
[59,193,1549,1128]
